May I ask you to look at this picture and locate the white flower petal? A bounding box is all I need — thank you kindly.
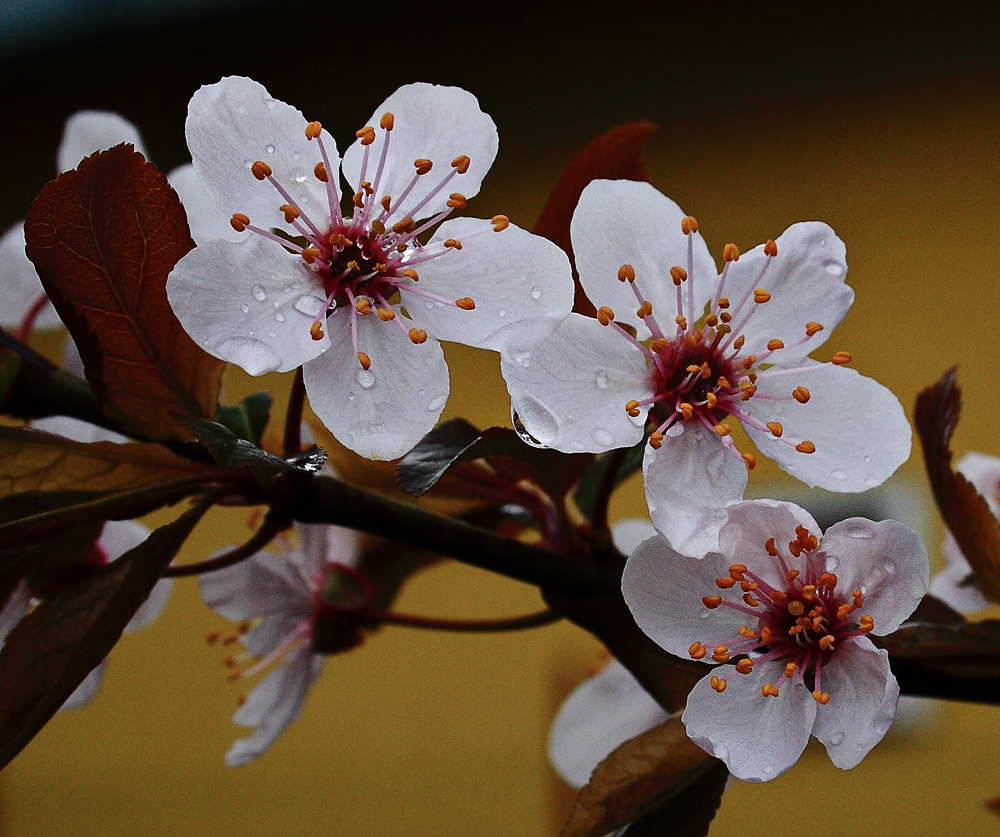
[571,180,717,340]
[98,519,150,561]
[718,500,820,590]
[610,518,656,557]
[200,548,314,624]
[295,521,362,576]
[955,452,1000,515]
[642,424,748,557]
[0,223,62,330]
[500,313,650,454]
[548,660,668,789]
[726,222,853,361]
[743,361,910,492]
[623,535,748,659]
[127,579,173,632]
[167,236,329,375]
[0,582,32,643]
[226,648,323,767]
[812,637,898,770]
[682,661,816,782]
[304,308,450,460]
[186,76,335,232]
[60,659,108,710]
[930,535,988,613]
[819,518,928,633]
[411,217,574,351]
[32,415,127,444]
[167,163,243,246]
[342,83,498,226]
[58,111,148,173]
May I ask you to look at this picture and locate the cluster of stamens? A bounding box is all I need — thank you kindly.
[230,112,509,369]
[688,524,874,705]
[600,216,852,469]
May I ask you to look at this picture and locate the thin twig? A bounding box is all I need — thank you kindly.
[163,511,289,577]
[283,367,305,458]
[361,607,561,633]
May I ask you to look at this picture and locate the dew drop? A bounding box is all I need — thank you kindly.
[699,610,711,619]
[762,766,774,776]
[511,398,560,448]
[215,337,281,376]
[839,521,873,539]
[264,143,275,154]
[241,303,249,314]
[356,369,376,389]
[498,308,507,318]
[274,312,286,323]
[830,469,848,481]
[826,555,840,571]
[830,732,844,746]
[592,428,616,447]
[347,392,355,401]
[530,285,543,300]
[856,743,864,752]
[251,283,267,302]
[825,262,843,276]
[294,295,327,318]
[594,371,610,390]
[428,393,448,412]
[513,352,531,368]
[883,561,896,575]
[289,167,307,185]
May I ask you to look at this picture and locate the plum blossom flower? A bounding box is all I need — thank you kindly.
[501,179,911,556]
[548,519,666,788]
[167,77,573,460]
[0,111,233,336]
[200,521,361,766]
[929,451,998,612]
[622,499,928,781]
[0,519,171,709]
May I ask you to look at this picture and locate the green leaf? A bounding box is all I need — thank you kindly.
[561,717,725,837]
[216,392,272,446]
[396,418,484,497]
[0,503,205,768]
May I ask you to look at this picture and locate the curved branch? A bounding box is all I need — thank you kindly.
[163,511,289,577]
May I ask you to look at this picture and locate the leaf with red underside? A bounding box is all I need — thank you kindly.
[0,503,205,768]
[24,144,225,441]
[533,121,658,316]
[915,368,1000,603]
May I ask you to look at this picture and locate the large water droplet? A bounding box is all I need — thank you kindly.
[356,369,376,389]
[294,295,326,318]
[592,428,615,447]
[216,337,281,376]
[251,283,267,302]
[274,312,286,323]
[830,732,845,746]
[428,393,448,412]
[530,285,543,300]
[511,397,560,448]
[594,370,609,389]
[699,610,711,619]
[264,143,275,154]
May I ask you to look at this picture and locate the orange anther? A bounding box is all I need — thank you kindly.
[712,650,730,663]
[742,452,757,470]
[796,441,816,454]
[743,593,760,607]
[723,242,740,262]
[759,627,772,644]
[377,308,396,321]
[357,351,371,370]
[310,322,324,341]
[740,579,758,593]
[716,577,736,589]
[766,421,783,437]
[679,403,694,420]
[355,297,372,315]
[353,191,365,208]
[767,338,784,351]
[381,195,392,213]
[618,264,636,282]
[380,112,394,130]
[788,540,803,557]
[280,204,299,223]
[806,321,824,336]
[732,335,746,351]
[819,635,835,651]
[802,584,817,600]
[305,121,322,139]
[447,192,467,209]
[812,690,830,705]
[597,306,616,326]
[792,386,811,403]
[670,266,688,285]
[451,155,471,173]
[729,563,747,579]
[764,239,778,257]
[754,288,771,304]
[408,328,428,344]
[625,400,641,418]
[770,590,787,603]
[251,161,272,180]
[718,297,730,308]
[300,247,320,263]
[313,162,329,182]
[720,311,732,323]
[784,663,798,679]
[230,213,250,232]
[455,297,476,310]
[765,537,778,556]
[649,431,664,450]
[636,301,653,318]
[689,642,707,660]
[705,314,719,328]
[491,214,510,231]
[702,595,723,609]
[392,217,416,234]
[414,158,433,175]
[710,676,728,693]
[736,659,754,675]
[681,215,699,234]
[356,126,376,145]
[832,351,853,365]
[761,683,780,698]
[444,238,463,250]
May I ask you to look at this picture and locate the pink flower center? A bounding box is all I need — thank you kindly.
[690,524,875,704]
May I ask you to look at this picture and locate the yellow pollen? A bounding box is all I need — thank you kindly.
[771,590,788,603]
[699,363,712,379]
[733,334,746,350]
[305,121,322,140]
[742,452,757,469]
[738,625,756,639]
[408,328,428,345]
[652,337,672,353]
[686,364,701,374]
[836,604,854,621]
[792,386,811,403]
[818,572,838,590]
[380,195,392,213]
[712,650,730,663]
[444,238,463,250]
[681,215,699,234]
[706,314,718,327]
[788,540,803,557]
[766,421,783,437]
[414,158,433,175]
[455,297,476,310]
[812,690,830,705]
[802,584,817,600]
[819,635,836,651]
[743,593,760,607]
[788,600,805,616]
[765,537,779,556]
[648,431,664,449]
[760,627,772,644]
[670,266,688,285]
[451,155,471,173]
[796,441,817,454]
[625,400,641,418]
[371,219,386,235]
[636,301,653,318]
[723,242,740,262]
[716,576,736,589]
[741,385,756,402]
[764,239,778,258]
[357,352,372,370]
[230,213,250,232]
[597,306,615,326]
[353,191,365,208]
[706,392,718,408]
[786,569,800,582]
[491,214,510,232]
[762,683,780,698]
[356,126,376,145]
[279,204,299,223]
[689,641,707,660]
[717,377,731,390]
[736,659,754,675]
[832,351,853,365]
[355,297,372,315]
[618,264,636,282]
[767,338,784,351]
[718,297,730,309]
[361,181,374,196]
[377,308,396,321]
[392,217,415,234]
[742,355,757,370]
[753,288,771,304]
[710,676,728,693]
[380,111,395,130]
[740,579,758,593]
[805,321,824,336]
[251,161,272,180]
[309,322,324,341]
[784,663,797,679]
[702,595,723,608]
[714,423,733,436]
[720,311,732,323]
[859,615,875,633]
[447,192,467,209]
[680,403,694,420]
[300,247,320,263]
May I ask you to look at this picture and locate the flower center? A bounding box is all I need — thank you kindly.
[690,524,875,704]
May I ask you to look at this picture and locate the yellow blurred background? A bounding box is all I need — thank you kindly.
[2,1,1000,834]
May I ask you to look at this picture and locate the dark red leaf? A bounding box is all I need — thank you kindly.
[24,144,225,440]
[533,121,658,316]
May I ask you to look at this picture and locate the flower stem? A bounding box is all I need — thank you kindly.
[164,510,289,577]
[361,607,560,633]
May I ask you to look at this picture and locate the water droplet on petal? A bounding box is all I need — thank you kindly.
[530,285,543,300]
[591,428,615,447]
[883,561,896,575]
[428,393,448,412]
[498,308,507,318]
[215,337,281,376]
[826,555,840,571]
[762,766,774,776]
[511,398,560,448]
[347,392,355,401]
[513,352,531,368]
[241,303,249,314]
[830,732,845,746]
[294,295,326,318]
[274,312,286,323]
[289,167,307,184]
[264,97,278,110]
[840,521,873,539]
[251,283,267,302]
[699,610,710,619]
[825,262,843,276]
[264,143,275,154]
[594,370,609,389]
[356,369,376,389]
[830,469,847,481]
